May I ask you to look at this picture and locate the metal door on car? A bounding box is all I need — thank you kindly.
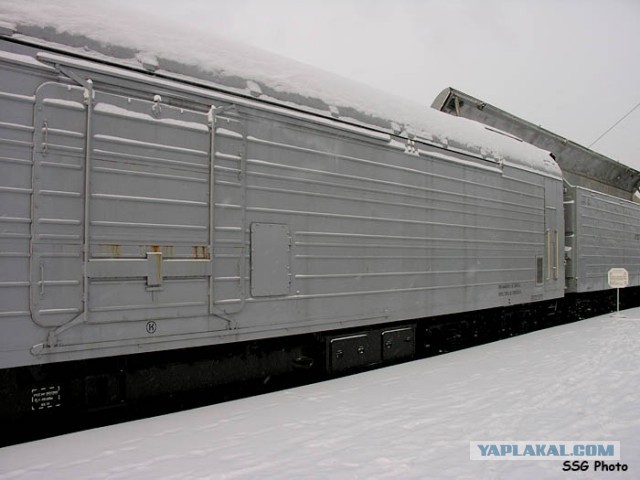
[87,89,214,324]
[31,82,216,326]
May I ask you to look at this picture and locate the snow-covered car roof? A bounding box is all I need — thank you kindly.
[0,1,561,179]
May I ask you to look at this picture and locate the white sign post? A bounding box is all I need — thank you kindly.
[608,268,629,315]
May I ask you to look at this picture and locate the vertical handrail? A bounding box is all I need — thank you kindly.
[554,229,559,280]
[82,80,94,323]
[546,228,551,280]
[207,106,216,314]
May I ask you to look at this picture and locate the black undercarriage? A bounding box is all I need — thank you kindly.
[2,287,638,447]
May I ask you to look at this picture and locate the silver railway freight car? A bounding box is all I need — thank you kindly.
[0,6,566,433]
[0,11,564,370]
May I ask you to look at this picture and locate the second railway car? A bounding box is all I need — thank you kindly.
[564,185,640,293]
[0,5,637,443]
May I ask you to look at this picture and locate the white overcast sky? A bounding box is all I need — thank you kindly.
[39,0,640,169]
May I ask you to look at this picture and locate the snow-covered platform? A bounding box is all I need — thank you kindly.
[1,309,638,479]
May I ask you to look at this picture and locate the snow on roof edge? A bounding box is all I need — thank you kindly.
[0,0,561,179]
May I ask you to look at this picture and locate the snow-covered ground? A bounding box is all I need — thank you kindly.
[1,309,638,479]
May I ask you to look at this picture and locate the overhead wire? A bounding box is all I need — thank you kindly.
[588,101,640,148]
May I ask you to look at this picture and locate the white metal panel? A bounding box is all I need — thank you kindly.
[250,223,291,297]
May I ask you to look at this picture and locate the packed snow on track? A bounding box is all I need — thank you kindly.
[1,309,638,479]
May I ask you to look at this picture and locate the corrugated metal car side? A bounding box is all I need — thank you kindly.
[566,185,640,292]
[0,40,564,368]
[224,109,563,331]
